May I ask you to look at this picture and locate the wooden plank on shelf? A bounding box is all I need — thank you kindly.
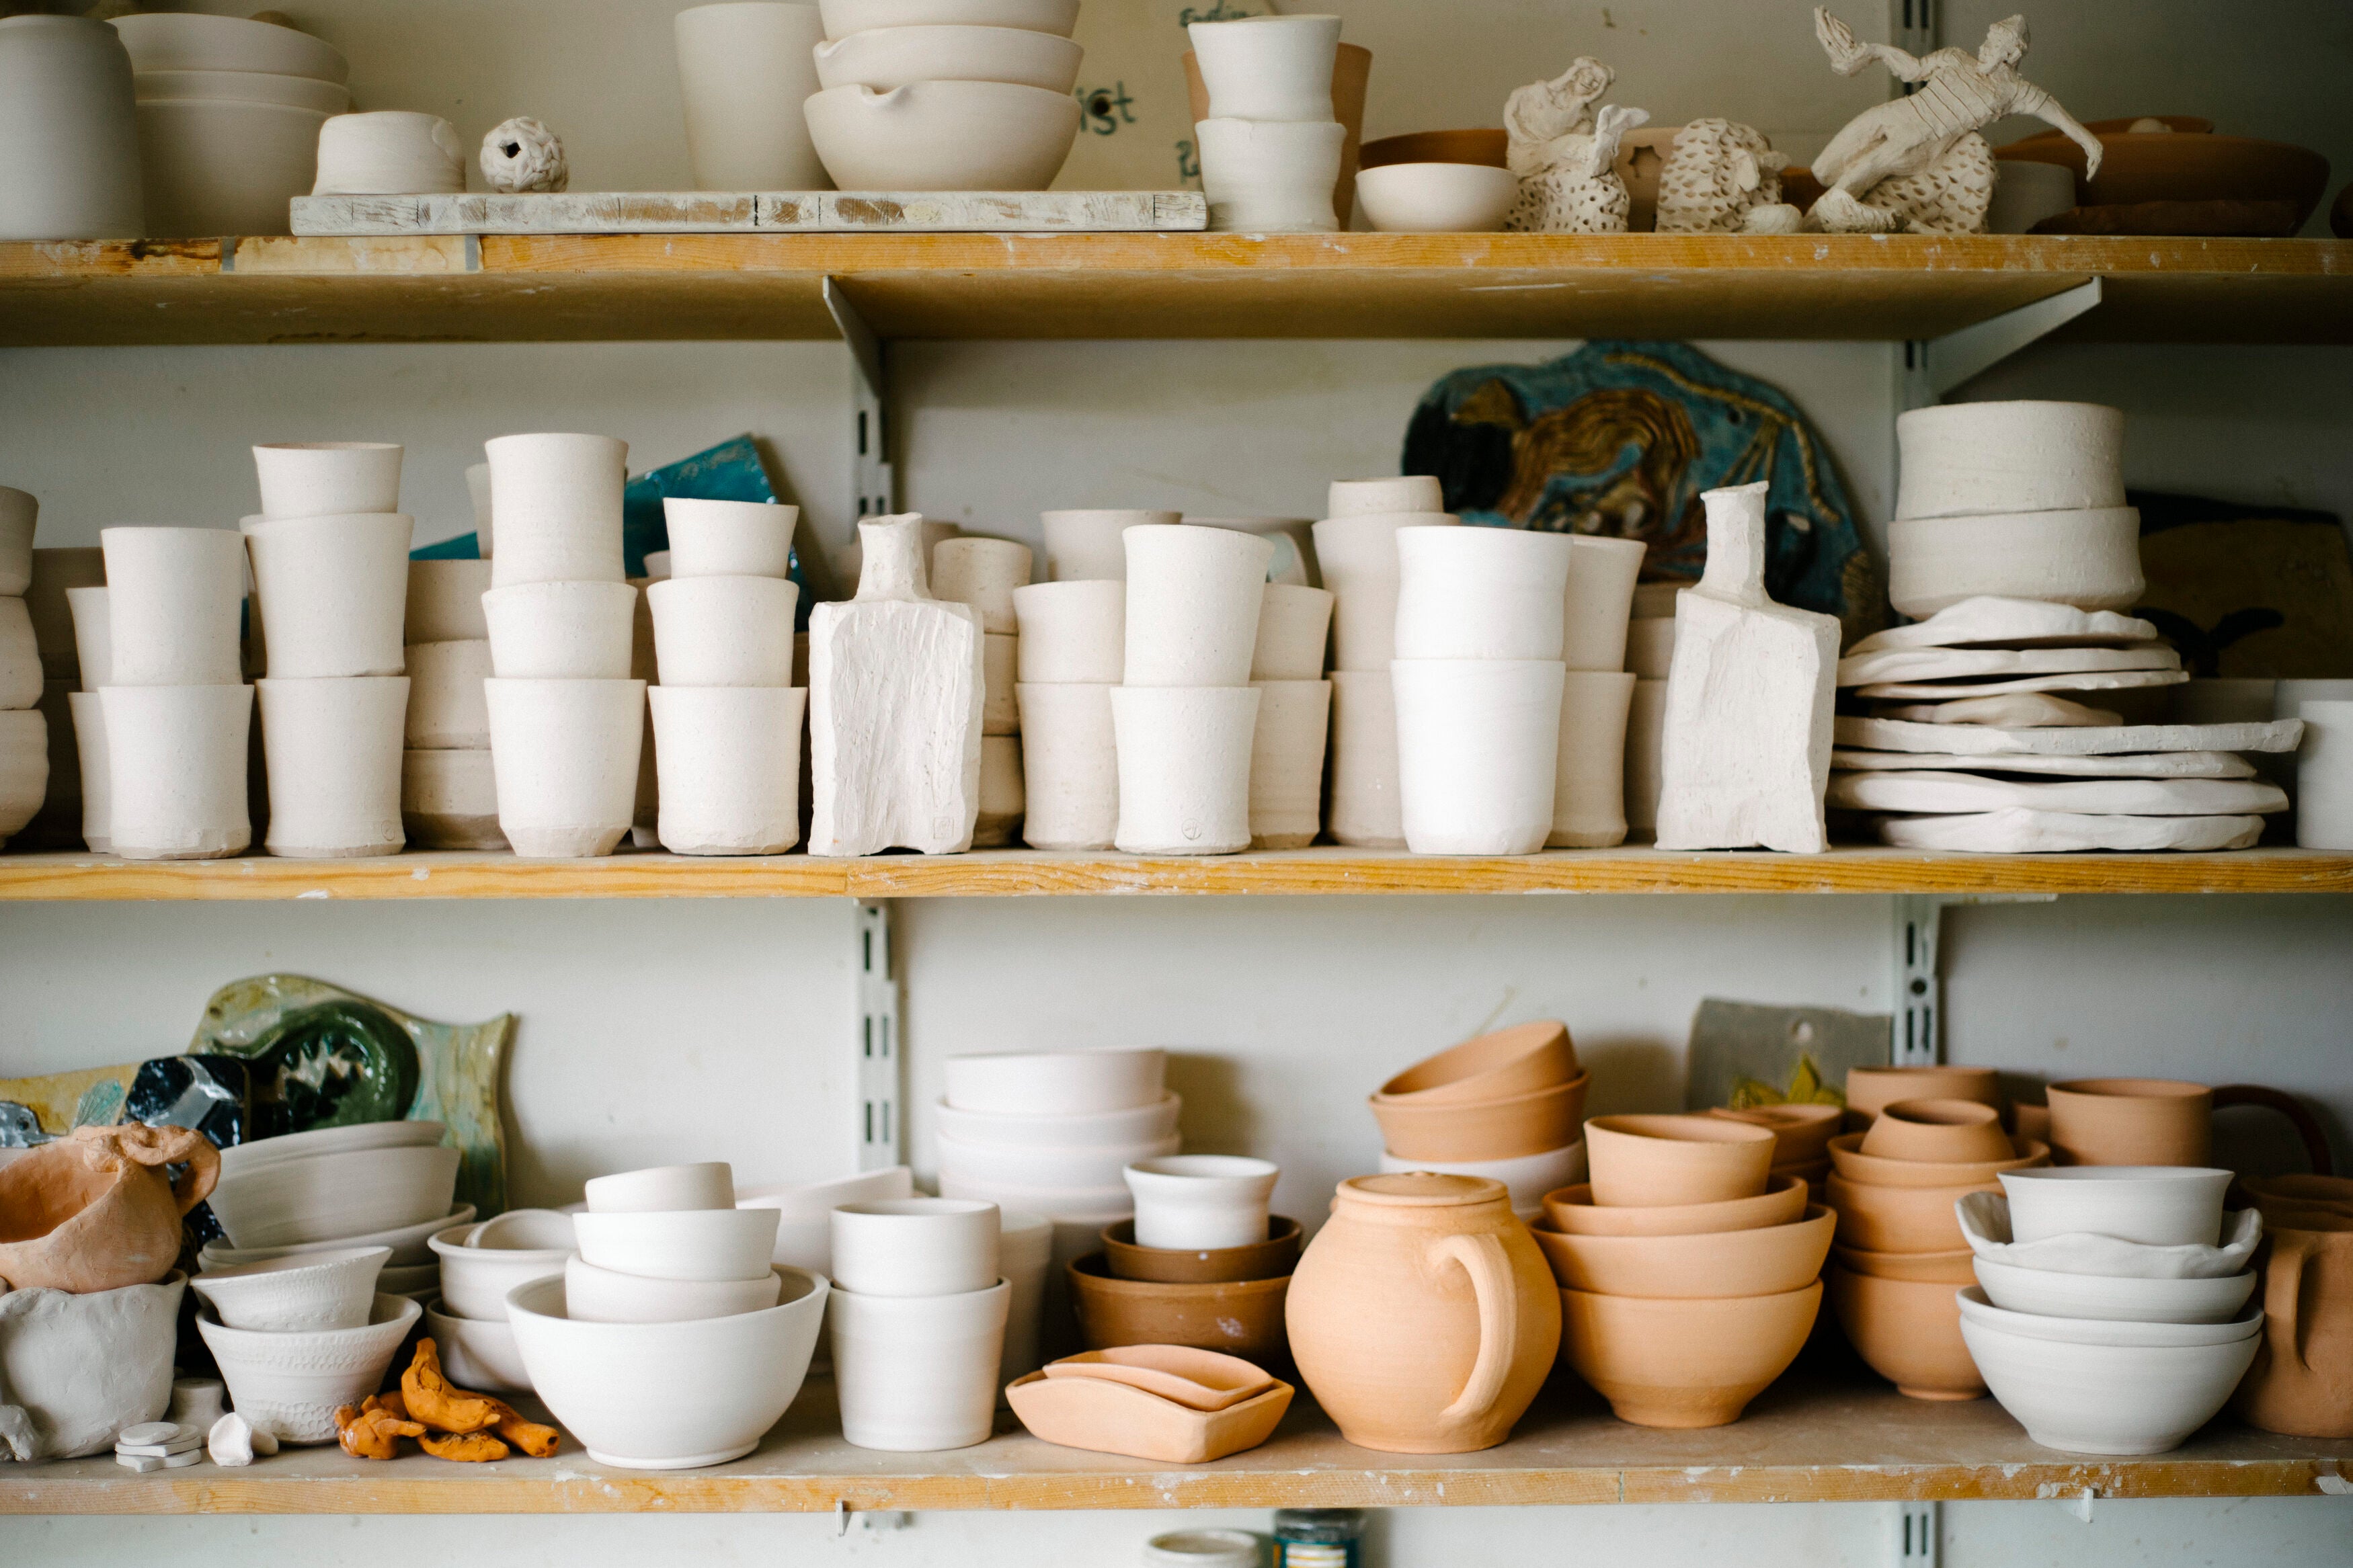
[292,191,1207,236]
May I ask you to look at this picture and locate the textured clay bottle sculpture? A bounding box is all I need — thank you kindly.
[808,513,984,856]
[1654,482,1839,853]
[1284,1173,1560,1454]
[0,1124,218,1294]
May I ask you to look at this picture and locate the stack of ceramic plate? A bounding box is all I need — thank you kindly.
[196,1122,471,1300]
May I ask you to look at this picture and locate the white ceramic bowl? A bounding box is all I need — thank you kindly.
[814,24,1081,93]
[134,98,329,238]
[1958,1298,2262,1454]
[1123,1155,1279,1251]
[465,1208,578,1251]
[1956,1193,2264,1280]
[190,1245,389,1333]
[111,11,350,82]
[195,1292,422,1444]
[943,1047,1166,1116]
[736,1167,916,1272]
[564,1253,785,1324]
[934,1092,1181,1151]
[428,1221,574,1321]
[1999,1167,2233,1247]
[217,1120,448,1179]
[584,1162,736,1214]
[831,1198,1000,1298]
[423,1303,531,1394]
[817,0,1080,40]
[573,1208,781,1283]
[133,68,350,114]
[803,81,1078,192]
[1972,1255,2256,1324]
[506,1269,828,1469]
[198,1205,475,1271]
[1357,162,1519,233]
[1956,1286,2262,1350]
[1378,1141,1588,1215]
[936,1130,1179,1190]
[206,1143,461,1251]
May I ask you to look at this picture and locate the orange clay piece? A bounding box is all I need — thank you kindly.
[419,1429,510,1462]
[401,1337,502,1434]
[366,1391,409,1421]
[482,1397,561,1458]
[335,1401,423,1460]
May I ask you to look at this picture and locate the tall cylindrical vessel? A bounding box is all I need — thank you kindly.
[0,16,143,241]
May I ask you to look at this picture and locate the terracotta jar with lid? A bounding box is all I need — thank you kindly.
[1285,1173,1559,1454]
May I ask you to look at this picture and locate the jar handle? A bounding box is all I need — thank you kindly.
[2212,1085,2334,1176]
[1431,1232,1518,1427]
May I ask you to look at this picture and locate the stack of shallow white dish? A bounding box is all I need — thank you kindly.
[112,11,350,237]
[198,1121,469,1301]
[424,1206,577,1394]
[935,1047,1179,1231]
[1956,1167,2265,1454]
[190,1242,416,1446]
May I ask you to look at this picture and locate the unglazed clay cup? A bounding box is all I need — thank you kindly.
[484,433,629,588]
[645,575,799,687]
[1041,509,1179,583]
[585,1162,735,1214]
[1377,1020,1576,1105]
[1708,1104,1843,1167]
[2046,1077,2214,1168]
[1560,534,1648,672]
[251,441,401,520]
[482,676,645,858]
[242,511,412,679]
[1014,680,1119,849]
[1531,1206,1833,1298]
[1999,1166,2233,1248]
[1187,12,1339,122]
[1124,1156,1280,1252]
[1584,1114,1776,1208]
[100,526,247,687]
[930,536,1031,634]
[571,1207,781,1283]
[481,580,638,679]
[1826,1264,1985,1401]
[1250,584,1333,682]
[1827,1133,2049,1188]
[1390,656,1565,856]
[1844,1065,2001,1130]
[1393,526,1572,662]
[405,559,491,645]
[1560,1281,1821,1428]
[1309,511,1457,672]
[1121,524,1273,688]
[1860,1098,2013,1164]
[1011,579,1124,683]
[1109,685,1260,855]
[829,1277,1012,1452]
[1825,1170,1995,1253]
[563,1253,785,1324]
[1246,678,1330,849]
[253,675,409,857]
[830,1198,1000,1298]
[1371,1073,1587,1163]
[1542,1174,1807,1238]
[661,497,799,580]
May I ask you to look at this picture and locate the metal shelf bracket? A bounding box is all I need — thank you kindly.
[1901,278,2104,409]
[1892,893,2060,1065]
[1891,1499,1942,1566]
[824,276,897,523]
[855,901,904,1170]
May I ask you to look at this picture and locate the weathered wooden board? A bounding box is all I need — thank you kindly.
[291,190,1206,235]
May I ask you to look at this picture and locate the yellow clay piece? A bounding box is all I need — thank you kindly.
[401,1337,502,1434]
[483,1397,561,1458]
[419,1430,510,1462]
[335,1401,423,1460]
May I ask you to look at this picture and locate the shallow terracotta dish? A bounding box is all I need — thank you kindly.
[1560,1281,1821,1427]
[1584,1114,1776,1207]
[1826,1264,1985,1401]
[1833,1243,1976,1284]
[1101,1215,1302,1284]
[1845,1065,2001,1127]
[1066,1253,1289,1362]
[1533,1205,1832,1298]
[1826,1171,1997,1253]
[1006,1366,1293,1463]
[1827,1133,2048,1188]
[1376,1021,1577,1105]
[1996,120,2329,226]
[1861,1099,2013,1164]
[1709,1104,1843,1166]
[1544,1175,1808,1238]
[1041,1345,1275,1411]
[1357,128,1505,171]
[1370,1073,1587,1162]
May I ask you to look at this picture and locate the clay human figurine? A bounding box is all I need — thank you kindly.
[1805,10,2101,235]
[1501,58,1651,234]
[480,117,568,194]
[1655,119,1803,235]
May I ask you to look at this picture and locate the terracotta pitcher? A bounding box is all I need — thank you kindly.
[1285,1173,1559,1454]
[0,1124,218,1293]
[2235,1177,2353,1439]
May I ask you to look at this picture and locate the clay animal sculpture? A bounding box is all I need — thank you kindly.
[1805,10,2100,235]
[481,117,567,194]
[807,514,985,857]
[1655,119,1803,235]
[1654,483,1839,854]
[0,1124,218,1294]
[1501,58,1650,234]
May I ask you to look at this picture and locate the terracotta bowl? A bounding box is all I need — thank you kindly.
[1371,1073,1587,1163]
[1375,1021,1577,1105]
[1101,1216,1302,1284]
[2046,1077,2212,1168]
[1860,1099,2013,1164]
[1066,1253,1289,1364]
[1996,125,2329,224]
[1584,1114,1776,1208]
[1543,1175,1808,1238]
[1827,1134,2048,1189]
[1826,1171,1995,1253]
[1708,1104,1843,1167]
[1533,1205,1833,1298]
[1358,128,1505,171]
[1561,1281,1822,1428]
[1831,1243,1977,1284]
[1826,1265,1985,1401]
[1844,1065,2000,1129]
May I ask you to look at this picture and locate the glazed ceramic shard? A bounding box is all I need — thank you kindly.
[1875,809,2264,853]
[1654,483,1839,854]
[1837,644,2178,688]
[1841,715,2304,757]
[1853,667,2187,702]
[1844,597,2157,654]
[1830,749,2254,780]
[1830,770,2286,816]
[1876,694,2122,727]
[807,513,984,857]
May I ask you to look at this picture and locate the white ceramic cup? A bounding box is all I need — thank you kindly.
[65,585,111,691]
[0,599,33,711]
[101,682,251,859]
[1310,511,1457,671]
[483,676,646,858]
[1392,657,1566,856]
[2296,699,2353,850]
[1326,666,1402,847]
[1041,509,1177,582]
[830,1279,1010,1452]
[1013,681,1118,849]
[1625,675,1667,834]
[662,497,799,579]
[647,575,799,687]
[1012,580,1123,684]
[100,526,247,687]
[586,1163,737,1214]
[243,511,413,679]
[980,632,1018,735]
[1330,477,1442,518]
[1109,684,1261,856]
[255,675,408,857]
[1562,535,1648,672]
[977,731,1024,845]
[1124,1155,1280,1251]
[1122,524,1273,688]
[674,2,830,192]
[405,559,491,645]
[67,690,112,851]
[1550,669,1635,848]
[311,111,464,195]
[1624,615,1676,679]
[1196,117,1345,233]
[1394,526,1572,661]
[1251,584,1333,682]
[1188,13,1341,122]
[996,1208,1055,1387]
[403,639,492,750]
[1248,678,1330,849]
[251,442,401,520]
[484,434,629,588]
[830,1198,1000,1298]
[649,684,807,856]
[931,536,1032,634]
[401,747,504,850]
[481,580,639,681]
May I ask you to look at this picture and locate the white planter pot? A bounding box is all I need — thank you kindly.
[1895,401,2125,520]
[1562,535,1648,671]
[1624,676,1667,834]
[1326,667,1402,847]
[403,638,493,749]
[931,536,1031,634]
[1310,511,1457,671]
[1012,580,1123,684]
[1625,615,1676,679]
[243,512,412,679]
[256,675,407,857]
[1125,1155,1279,1251]
[803,81,1080,193]
[67,691,111,851]
[0,597,38,709]
[1197,118,1345,233]
[0,16,143,243]
[401,747,504,850]
[1041,509,1178,583]
[2296,699,2353,850]
[662,497,799,579]
[1330,477,1442,518]
[0,1273,184,1460]
[64,586,111,692]
[1248,678,1329,849]
[0,485,34,597]
[1550,670,1634,848]
[1392,658,1566,856]
[405,559,491,645]
[250,442,402,520]
[484,434,629,588]
[830,1280,1010,1452]
[100,527,246,687]
[1886,507,2145,618]
[312,112,464,196]
[484,677,646,858]
[647,575,799,687]
[102,682,251,859]
[815,22,1081,93]
[976,732,1024,847]
[1251,583,1333,681]
[982,632,1019,734]
[674,1,830,192]
[0,708,45,848]
[832,1198,1000,1298]
[481,580,639,681]
[1122,524,1273,689]
[1189,13,1341,122]
[1394,526,1572,661]
[649,684,806,855]
[1014,681,1117,849]
[1109,685,1259,856]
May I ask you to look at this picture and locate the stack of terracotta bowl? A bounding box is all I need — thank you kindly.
[1537,1114,1829,1427]
[1069,1161,1301,1371]
[1823,1099,2049,1400]
[1843,1063,2003,1132]
[1370,1022,1589,1217]
[1707,1103,1844,1200]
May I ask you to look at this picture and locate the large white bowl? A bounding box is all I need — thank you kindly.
[572,1208,781,1283]
[195,1292,422,1444]
[1971,1255,2256,1324]
[133,68,349,114]
[934,1093,1181,1151]
[198,1205,474,1271]
[1357,162,1519,233]
[428,1221,573,1321]
[217,1120,449,1180]
[111,11,350,83]
[943,1047,1166,1117]
[1958,1300,2261,1454]
[506,1270,828,1469]
[803,81,1078,192]
[1956,1286,2262,1349]
[813,24,1080,92]
[190,1245,389,1333]
[207,1143,461,1251]
[936,1130,1179,1190]
[1999,1167,2233,1248]
[564,1253,784,1324]
[817,0,1079,40]
[134,97,327,237]
[424,1303,532,1394]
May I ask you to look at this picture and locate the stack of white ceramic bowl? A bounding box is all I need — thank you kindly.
[241,442,411,858]
[1548,534,1648,848]
[311,112,464,198]
[644,497,805,856]
[804,0,1084,192]
[1111,524,1273,856]
[931,536,1031,846]
[401,557,502,848]
[1957,1167,2265,1454]
[112,11,349,237]
[1243,581,1334,848]
[936,1049,1178,1229]
[828,1197,1010,1450]
[424,1207,578,1395]
[1313,477,1460,846]
[1620,583,1680,837]
[190,1241,419,1445]
[479,433,645,858]
[198,1122,471,1307]
[0,487,44,849]
[1191,13,1345,233]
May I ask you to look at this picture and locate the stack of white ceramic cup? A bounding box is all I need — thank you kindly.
[932,536,1032,847]
[644,497,805,855]
[0,487,45,849]
[1311,477,1458,846]
[1551,534,1648,848]
[401,556,501,849]
[828,1198,1010,1451]
[241,442,411,858]
[568,1164,785,1335]
[1190,13,1345,233]
[1246,581,1334,847]
[479,434,645,858]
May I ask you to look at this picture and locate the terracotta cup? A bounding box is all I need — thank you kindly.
[1860,1099,2013,1165]
[2046,1077,2212,1167]
[1531,1205,1833,1298]
[1844,1065,2001,1130]
[1542,1175,1808,1239]
[0,1124,219,1294]
[2231,1204,2352,1440]
[1066,1254,1289,1366]
[1707,1104,1843,1167]
[1583,1114,1776,1208]
[1369,1073,1587,1163]
[1826,1264,1987,1401]
[1560,1281,1821,1428]
[1375,1020,1577,1104]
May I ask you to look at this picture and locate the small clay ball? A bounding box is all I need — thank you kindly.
[481,116,569,194]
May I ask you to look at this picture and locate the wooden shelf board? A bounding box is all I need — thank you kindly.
[0,845,2347,901]
[5,1373,2343,1516]
[2,234,2346,347]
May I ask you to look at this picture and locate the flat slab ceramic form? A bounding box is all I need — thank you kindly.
[1876,809,2265,853]
[1838,716,2305,757]
[1844,598,2158,655]
[1876,694,2122,727]
[1837,645,2179,688]
[1829,770,2287,816]
[292,190,1207,235]
[1853,668,2188,701]
[1830,749,2255,780]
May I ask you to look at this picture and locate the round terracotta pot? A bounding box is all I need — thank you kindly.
[1371,1073,1587,1163]
[1860,1099,2013,1164]
[1707,1104,1843,1167]
[1543,1175,1808,1238]
[1826,1171,1996,1253]
[1826,1264,1986,1401]
[1067,1254,1289,1365]
[1376,1021,1577,1106]
[2047,1077,2212,1167]
[1844,1065,2001,1130]
[1285,1173,1559,1454]
[0,1124,218,1293]
[1583,1114,1776,1208]
[1561,1280,1821,1428]
[1830,1243,1977,1284]
[1101,1216,1302,1285]
[1827,1132,2049,1188]
[1533,1206,1833,1298]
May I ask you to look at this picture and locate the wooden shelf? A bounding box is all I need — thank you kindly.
[6,1372,2344,1516]
[0,845,2348,901]
[3,234,2348,347]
